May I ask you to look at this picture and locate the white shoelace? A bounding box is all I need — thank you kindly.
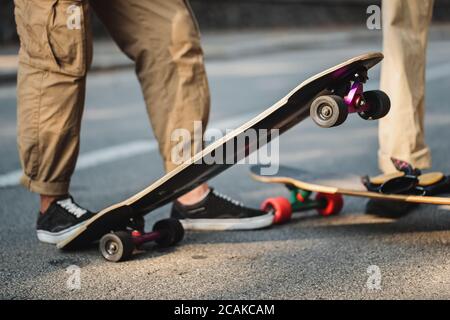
[212,190,243,207]
[57,198,88,218]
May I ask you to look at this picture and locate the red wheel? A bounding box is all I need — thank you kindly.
[261,197,292,224]
[315,193,343,216]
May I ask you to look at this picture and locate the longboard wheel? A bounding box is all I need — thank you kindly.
[358,90,390,120]
[310,95,348,128]
[315,193,344,216]
[99,231,135,262]
[261,197,292,224]
[153,218,184,248]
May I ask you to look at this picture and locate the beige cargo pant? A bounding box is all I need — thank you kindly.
[379,0,434,173]
[14,0,210,196]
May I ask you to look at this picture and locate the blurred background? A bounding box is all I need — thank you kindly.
[2,0,450,45]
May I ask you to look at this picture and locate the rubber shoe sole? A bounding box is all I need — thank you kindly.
[36,221,87,244]
[178,212,273,231]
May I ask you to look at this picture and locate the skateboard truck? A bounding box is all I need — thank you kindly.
[310,68,390,128]
[261,185,343,224]
[99,218,184,262]
[344,81,369,113]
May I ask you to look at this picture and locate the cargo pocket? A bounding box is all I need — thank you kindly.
[14,0,91,77]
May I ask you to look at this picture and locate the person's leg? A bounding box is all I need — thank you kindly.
[91,0,272,230]
[378,0,434,173]
[15,0,95,242]
[91,0,210,205]
[368,0,434,218]
[90,0,210,173]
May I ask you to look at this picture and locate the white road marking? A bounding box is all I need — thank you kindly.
[0,112,255,188]
[206,59,450,79]
[207,62,305,77]
[76,140,158,170]
[0,170,22,188]
[0,141,158,188]
[83,105,141,120]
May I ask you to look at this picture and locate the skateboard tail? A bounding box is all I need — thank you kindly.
[57,205,136,249]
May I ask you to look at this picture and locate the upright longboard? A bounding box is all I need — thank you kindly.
[58,52,387,261]
[250,165,450,224]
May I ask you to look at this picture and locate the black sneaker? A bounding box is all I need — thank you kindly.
[365,198,419,219]
[171,188,273,230]
[36,196,95,244]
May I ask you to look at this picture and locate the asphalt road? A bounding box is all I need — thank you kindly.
[0,36,449,299]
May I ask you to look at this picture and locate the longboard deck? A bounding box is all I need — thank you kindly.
[250,165,450,205]
[58,52,384,249]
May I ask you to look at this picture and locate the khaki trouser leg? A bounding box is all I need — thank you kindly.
[15,0,93,195]
[379,0,434,173]
[91,0,210,173]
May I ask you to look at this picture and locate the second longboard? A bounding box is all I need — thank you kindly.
[250,165,450,223]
